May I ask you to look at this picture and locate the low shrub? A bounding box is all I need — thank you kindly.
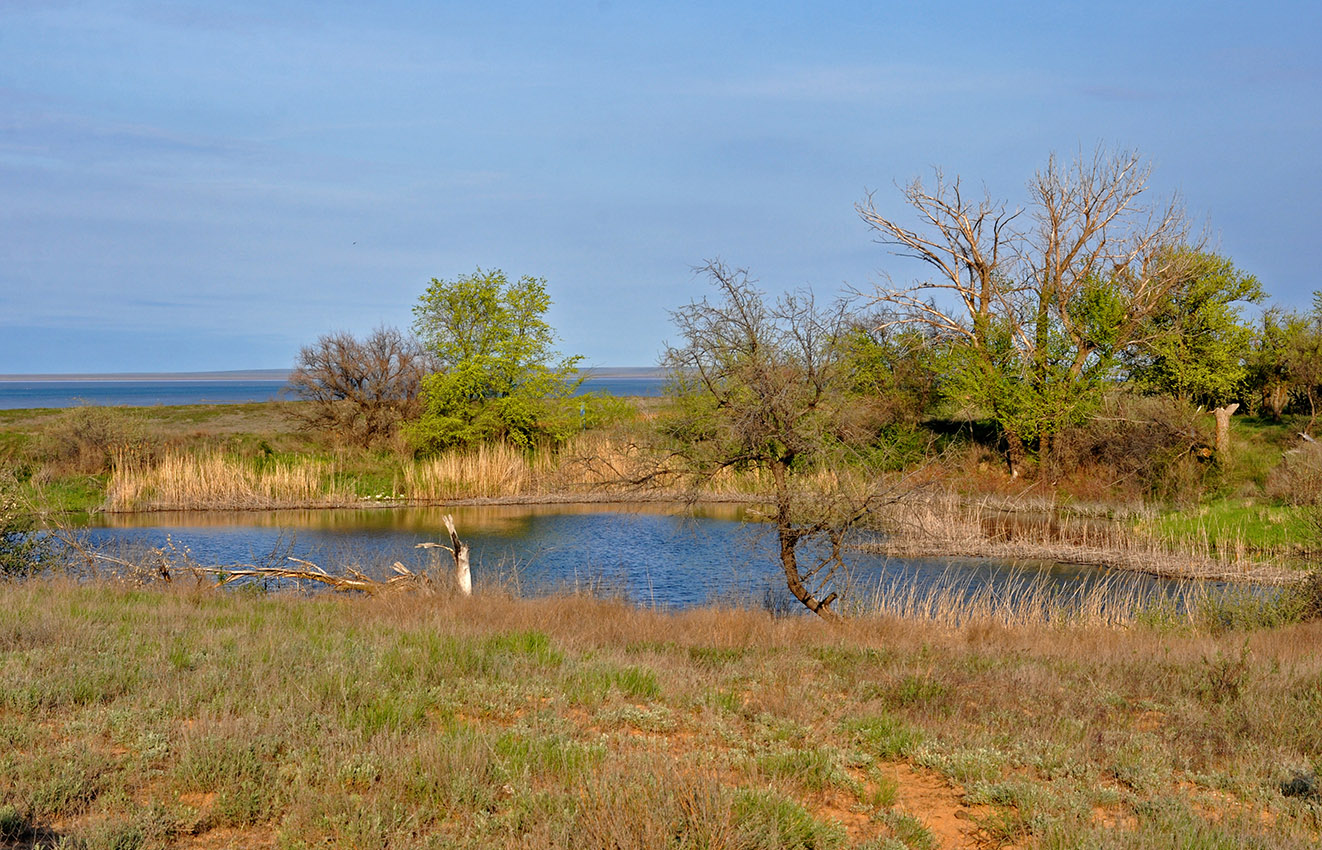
[40,406,152,475]
[1266,442,1322,506]
[1050,393,1210,501]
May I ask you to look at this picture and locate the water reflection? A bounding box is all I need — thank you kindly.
[77,503,1215,612]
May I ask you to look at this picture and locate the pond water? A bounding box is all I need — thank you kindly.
[74,503,1200,612]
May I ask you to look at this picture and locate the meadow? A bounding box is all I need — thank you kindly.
[1,578,1320,850]
[2,397,1321,848]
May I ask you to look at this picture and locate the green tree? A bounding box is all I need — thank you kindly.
[1125,249,1264,407]
[409,269,584,452]
[858,149,1192,475]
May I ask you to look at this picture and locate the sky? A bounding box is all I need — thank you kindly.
[2,1,1320,373]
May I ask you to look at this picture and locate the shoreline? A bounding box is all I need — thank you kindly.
[73,492,1307,586]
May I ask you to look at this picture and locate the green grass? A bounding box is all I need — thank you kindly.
[0,581,1319,848]
[1138,497,1316,555]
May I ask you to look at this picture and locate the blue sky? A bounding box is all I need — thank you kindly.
[3,1,1319,373]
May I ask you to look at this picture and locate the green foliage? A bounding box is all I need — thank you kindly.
[1247,295,1322,422]
[840,325,940,424]
[410,268,584,452]
[841,713,924,759]
[732,788,848,849]
[1127,249,1264,407]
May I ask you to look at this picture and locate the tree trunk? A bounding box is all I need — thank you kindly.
[1212,403,1239,459]
[771,460,838,620]
[1003,429,1027,479]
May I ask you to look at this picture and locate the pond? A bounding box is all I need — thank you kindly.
[72,503,1208,614]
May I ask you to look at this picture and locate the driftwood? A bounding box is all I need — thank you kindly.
[415,513,472,596]
[77,515,473,596]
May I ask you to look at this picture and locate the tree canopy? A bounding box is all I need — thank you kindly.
[661,261,908,618]
[409,269,585,452]
[286,326,430,447]
[858,148,1196,474]
[1124,249,1263,408]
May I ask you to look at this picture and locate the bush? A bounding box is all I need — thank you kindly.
[286,326,430,448]
[40,406,149,475]
[0,474,48,579]
[1287,567,1322,623]
[1050,393,1210,501]
[1266,442,1322,506]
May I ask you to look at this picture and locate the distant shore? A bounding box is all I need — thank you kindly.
[0,369,291,382]
[0,365,664,382]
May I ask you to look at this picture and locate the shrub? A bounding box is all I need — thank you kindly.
[1050,393,1210,501]
[1266,442,1322,506]
[0,473,48,579]
[1287,567,1322,623]
[40,406,149,475]
[286,326,430,448]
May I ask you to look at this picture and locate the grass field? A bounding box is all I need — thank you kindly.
[1,580,1319,849]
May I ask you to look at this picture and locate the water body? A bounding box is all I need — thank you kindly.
[0,376,664,410]
[75,503,1190,611]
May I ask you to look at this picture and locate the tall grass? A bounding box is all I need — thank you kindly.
[870,489,1299,584]
[106,450,355,511]
[844,564,1227,629]
[402,441,550,500]
[104,434,784,511]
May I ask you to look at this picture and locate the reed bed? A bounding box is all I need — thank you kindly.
[106,450,356,511]
[843,564,1220,628]
[402,441,552,500]
[870,489,1300,584]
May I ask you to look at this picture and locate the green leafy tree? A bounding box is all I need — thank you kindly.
[1126,249,1264,407]
[409,269,585,452]
[1248,308,1305,418]
[858,149,1192,475]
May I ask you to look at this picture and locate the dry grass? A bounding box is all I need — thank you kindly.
[105,450,356,511]
[1,580,1319,849]
[871,489,1301,585]
[103,433,781,512]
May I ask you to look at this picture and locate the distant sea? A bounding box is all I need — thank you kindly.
[0,372,665,410]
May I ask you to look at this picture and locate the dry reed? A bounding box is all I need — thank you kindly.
[844,564,1212,628]
[106,450,355,511]
[870,489,1299,585]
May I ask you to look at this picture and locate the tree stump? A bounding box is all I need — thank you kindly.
[1213,402,1239,458]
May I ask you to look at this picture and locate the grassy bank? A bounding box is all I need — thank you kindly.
[1,581,1319,849]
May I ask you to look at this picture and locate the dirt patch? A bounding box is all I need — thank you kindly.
[812,788,885,845]
[887,762,996,849]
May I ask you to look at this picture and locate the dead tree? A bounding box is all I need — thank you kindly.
[416,514,471,596]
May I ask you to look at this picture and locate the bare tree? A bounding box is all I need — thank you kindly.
[660,261,910,619]
[857,148,1192,474]
[286,326,431,447]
